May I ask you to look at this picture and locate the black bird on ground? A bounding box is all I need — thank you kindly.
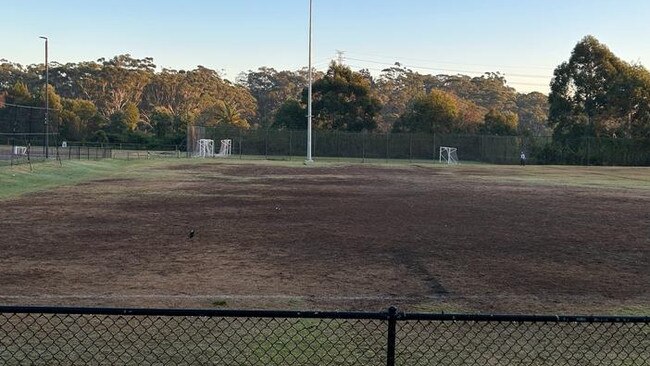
[188,229,195,239]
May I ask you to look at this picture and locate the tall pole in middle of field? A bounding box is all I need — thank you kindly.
[306,0,314,163]
[40,36,49,159]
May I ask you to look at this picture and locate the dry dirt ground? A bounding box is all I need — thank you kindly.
[0,161,648,314]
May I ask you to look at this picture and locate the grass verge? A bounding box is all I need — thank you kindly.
[0,159,164,200]
[2,158,649,201]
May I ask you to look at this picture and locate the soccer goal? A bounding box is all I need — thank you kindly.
[216,139,232,157]
[195,139,215,158]
[439,146,459,165]
[12,146,27,156]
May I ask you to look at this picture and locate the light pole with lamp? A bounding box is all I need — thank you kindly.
[39,36,49,159]
[306,0,314,163]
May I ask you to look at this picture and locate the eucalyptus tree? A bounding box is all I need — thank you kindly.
[309,63,381,131]
[549,35,650,139]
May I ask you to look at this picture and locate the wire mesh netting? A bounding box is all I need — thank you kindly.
[188,125,650,166]
[0,311,386,365]
[397,319,650,366]
[0,144,112,167]
[1,308,648,366]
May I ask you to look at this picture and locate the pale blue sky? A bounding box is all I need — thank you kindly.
[1,0,649,93]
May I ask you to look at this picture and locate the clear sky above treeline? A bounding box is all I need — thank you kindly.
[1,0,649,94]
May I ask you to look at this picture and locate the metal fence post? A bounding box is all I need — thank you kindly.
[586,137,590,166]
[265,129,269,159]
[433,133,437,162]
[386,306,397,366]
[386,133,390,163]
[288,130,293,161]
[362,132,366,163]
[481,135,485,162]
[336,131,340,161]
[239,130,243,160]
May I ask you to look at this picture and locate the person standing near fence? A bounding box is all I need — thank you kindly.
[520,151,527,166]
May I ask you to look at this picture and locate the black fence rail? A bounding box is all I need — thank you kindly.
[0,306,647,365]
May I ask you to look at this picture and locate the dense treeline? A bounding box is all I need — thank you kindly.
[1,35,649,149]
[549,36,650,141]
[248,63,549,136]
[0,57,548,145]
[0,56,255,145]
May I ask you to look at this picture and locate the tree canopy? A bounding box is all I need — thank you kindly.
[481,109,519,136]
[238,67,309,128]
[549,35,650,140]
[2,37,649,147]
[393,90,459,134]
[308,63,382,132]
[0,55,257,144]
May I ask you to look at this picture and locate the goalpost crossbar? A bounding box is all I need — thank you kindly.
[439,146,459,165]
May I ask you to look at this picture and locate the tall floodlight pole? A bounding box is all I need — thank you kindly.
[306,0,314,163]
[40,36,49,159]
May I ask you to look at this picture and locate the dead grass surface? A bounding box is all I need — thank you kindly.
[0,161,648,314]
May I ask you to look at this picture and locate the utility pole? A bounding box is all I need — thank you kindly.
[40,36,49,159]
[306,0,314,163]
[336,50,345,65]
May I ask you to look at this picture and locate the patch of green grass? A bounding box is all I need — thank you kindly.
[448,165,650,190]
[211,300,228,307]
[2,157,648,201]
[0,159,172,200]
[228,156,650,190]
[408,302,467,314]
[608,305,650,316]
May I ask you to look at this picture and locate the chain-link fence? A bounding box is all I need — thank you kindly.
[188,125,650,166]
[396,312,650,366]
[63,142,182,160]
[1,306,647,365]
[0,144,112,167]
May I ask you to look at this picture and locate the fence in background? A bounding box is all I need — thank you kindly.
[0,306,648,365]
[0,145,112,167]
[189,125,650,166]
[3,128,649,167]
[64,142,182,160]
[0,142,185,167]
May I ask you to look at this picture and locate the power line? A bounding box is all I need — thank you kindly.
[346,57,552,79]
[313,59,332,67]
[345,64,550,88]
[346,51,556,71]
[2,102,59,111]
[336,50,345,65]
[0,132,58,136]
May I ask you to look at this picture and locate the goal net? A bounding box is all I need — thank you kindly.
[439,146,459,165]
[12,146,27,156]
[216,139,232,157]
[195,139,215,158]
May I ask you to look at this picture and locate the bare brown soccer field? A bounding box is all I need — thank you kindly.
[0,159,648,314]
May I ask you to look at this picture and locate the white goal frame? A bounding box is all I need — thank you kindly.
[12,146,27,156]
[216,139,232,157]
[195,139,215,158]
[439,146,459,165]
